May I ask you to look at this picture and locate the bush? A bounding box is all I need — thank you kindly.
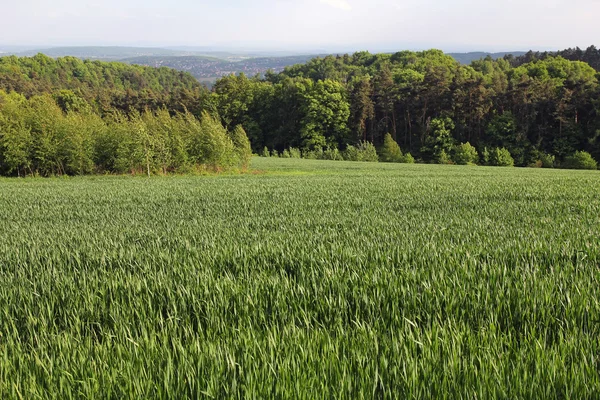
[379,133,403,162]
[230,125,252,169]
[453,142,479,165]
[271,149,279,158]
[401,153,415,164]
[281,149,291,158]
[322,146,343,161]
[483,147,514,167]
[261,147,270,157]
[303,147,323,160]
[357,141,379,162]
[539,153,555,168]
[343,142,378,162]
[528,150,555,168]
[288,147,302,159]
[563,151,597,170]
[435,149,453,165]
[528,160,544,168]
[343,145,360,161]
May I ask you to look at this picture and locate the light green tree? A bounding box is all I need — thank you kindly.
[379,133,403,162]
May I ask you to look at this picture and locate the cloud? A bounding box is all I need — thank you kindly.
[319,0,352,10]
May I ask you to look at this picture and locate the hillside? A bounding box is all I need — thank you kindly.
[0,53,209,114]
[122,54,322,83]
[1,46,559,86]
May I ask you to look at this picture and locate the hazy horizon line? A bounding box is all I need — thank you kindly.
[0,42,568,55]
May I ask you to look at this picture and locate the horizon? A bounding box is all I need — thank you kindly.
[1,0,598,54]
[0,43,570,56]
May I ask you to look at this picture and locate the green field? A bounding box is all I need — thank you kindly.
[1,158,599,398]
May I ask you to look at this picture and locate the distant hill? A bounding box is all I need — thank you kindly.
[1,46,541,85]
[122,55,323,85]
[0,53,208,114]
[12,46,199,60]
[448,52,527,64]
[0,47,322,86]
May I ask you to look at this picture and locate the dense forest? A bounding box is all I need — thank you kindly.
[213,46,600,167]
[0,53,211,115]
[508,45,600,71]
[1,47,599,175]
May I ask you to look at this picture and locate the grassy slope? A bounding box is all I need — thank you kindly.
[0,158,599,398]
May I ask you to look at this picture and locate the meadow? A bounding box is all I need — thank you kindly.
[0,157,599,398]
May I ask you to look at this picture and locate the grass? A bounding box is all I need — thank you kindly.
[0,157,599,398]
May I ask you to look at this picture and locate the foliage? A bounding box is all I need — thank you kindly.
[401,153,415,164]
[453,142,479,165]
[211,49,600,167]
[230,125,252,169]
[358,141,379,162]
[322,146,343,161]
[288,147,302,159]
[0,54,210,115]
[299,80,351,150]
[425,118,456,164]
[3,48,600,169]
[529,150,556,168]
[483,147,515,167]
[343,142,379,162]
[379,133,403,162]
[563,151,598,170]
[0,91,247,176]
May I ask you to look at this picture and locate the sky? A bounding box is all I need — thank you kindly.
[0,0,598,52]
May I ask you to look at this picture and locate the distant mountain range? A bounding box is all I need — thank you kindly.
[0,46,529,85]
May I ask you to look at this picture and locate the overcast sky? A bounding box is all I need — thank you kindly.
[1,0,598,52]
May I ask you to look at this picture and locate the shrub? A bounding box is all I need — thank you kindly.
[230,125,252,169]
[196,112,236,169]
[436,149,452,165]
[482,147,490,165]
[483,147,514,167]
[358,141,379,162]
[303,147,323,160]
[343,142,379,162]
[323,146,343,161]
[271,149,279,158]
[261,147,270,157]
[281,149,291,158]
[453,142,479,165]
[563,151,597,170]
[540,153,555,168]
[401,153,415,164]
[379,133,403,162]
[288,147,302,159]
[528,160,544,168]
[528,150,555,168]
[343,145,360,161]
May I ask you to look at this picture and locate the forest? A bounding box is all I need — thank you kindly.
[1,47,600,175]
[213,46,600,168]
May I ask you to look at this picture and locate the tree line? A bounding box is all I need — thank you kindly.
[212,48,600,169]
[1,48,599,175]
[0,91,251,176]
